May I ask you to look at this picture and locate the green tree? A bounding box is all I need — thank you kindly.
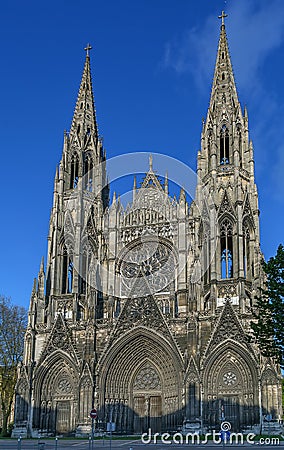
[251,244,284,367]
[0,296,26,436]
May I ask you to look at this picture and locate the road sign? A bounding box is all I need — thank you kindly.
[90,408,97,419]
[107,422,116,432]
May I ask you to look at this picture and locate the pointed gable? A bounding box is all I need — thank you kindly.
[186,356,200,383]
[138,155,164,193]
[110,292,172,342]
[242,194,254,223]
[203,300,250,357]
[38,313,79,365]
[218,190,235,219]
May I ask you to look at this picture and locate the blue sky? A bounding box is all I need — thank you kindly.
[0,0,284,309]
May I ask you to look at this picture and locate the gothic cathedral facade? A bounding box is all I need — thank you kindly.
[13,17,282,437]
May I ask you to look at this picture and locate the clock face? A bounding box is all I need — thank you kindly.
[119,239,175,297]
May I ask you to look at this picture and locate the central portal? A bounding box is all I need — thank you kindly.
[222,395,240,431]
[133,394,162,433]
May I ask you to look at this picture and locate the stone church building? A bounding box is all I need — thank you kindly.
[13,15,282,437]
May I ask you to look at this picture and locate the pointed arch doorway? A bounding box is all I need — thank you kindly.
[98,328,183,434]
[132,362,163,433]
[203,346,259,431]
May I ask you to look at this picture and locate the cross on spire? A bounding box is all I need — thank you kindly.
[84,43,92,57]
[218,11,228,26]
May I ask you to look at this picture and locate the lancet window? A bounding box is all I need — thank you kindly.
[62,245,74,294]
[220,219,233,279]
[220,124,229,164]
[70,153,79,189]
[84,153,93,191]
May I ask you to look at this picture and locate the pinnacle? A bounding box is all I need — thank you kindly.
[208,15,239,115]
[69,48,99,143]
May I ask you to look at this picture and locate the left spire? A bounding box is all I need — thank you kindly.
[69,44,99,143]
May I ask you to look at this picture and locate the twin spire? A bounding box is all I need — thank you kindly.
[70,11,235,147]
[209,11,239,115]
[70,44,98,143]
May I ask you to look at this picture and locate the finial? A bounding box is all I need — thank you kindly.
[165,171,168,195]
[149,154,153,171]
[84,43,92,57]
[218,11,228,27]
[133,176,137,201]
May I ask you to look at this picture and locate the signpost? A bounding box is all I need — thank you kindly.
[90,409,97,450]
[265,414,272,436]
[108,408,115,450]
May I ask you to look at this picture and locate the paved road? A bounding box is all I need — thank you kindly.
[0,438,282,450]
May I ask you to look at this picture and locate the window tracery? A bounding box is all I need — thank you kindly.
[70,153,79,188]
[62,245,74,294]
[220,125,229,164]
[220,219,233,279]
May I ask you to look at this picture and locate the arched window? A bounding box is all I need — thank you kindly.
[237,126,242,168]
[84,153,93,191]
[243,224,251,279]
[220,219,233,278]
[62,245,73,294]
[207,130,212,172]
[68,260,73,293]
[79,253,87,294]
[163,300,170,315]
[220,125,229,164]
[70,153,79,189]
[203,231,211,284]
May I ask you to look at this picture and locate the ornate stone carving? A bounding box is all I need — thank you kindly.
[218,190,235,217]
[133,364,161,391]
[112,295,171,340]
[57,378,72,394]
[120,239,176,296]
[204,301,248,356]
[222,371,237,386]
[218,282,237,299]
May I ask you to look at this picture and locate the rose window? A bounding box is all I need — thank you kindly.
[134,365,161,390]
[120,240,175,296]
[57,378,72,394]
[222,371,237,386]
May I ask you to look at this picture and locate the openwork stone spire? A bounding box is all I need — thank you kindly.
[209,12,239,115]
[69,44,99,143]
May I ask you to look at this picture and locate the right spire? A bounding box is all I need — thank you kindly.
[197,11,253,180]
[69,44,99,144]
[209,11,239,115]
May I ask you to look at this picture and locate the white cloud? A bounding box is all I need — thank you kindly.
[162,0,284,203]
[162,0,284,90]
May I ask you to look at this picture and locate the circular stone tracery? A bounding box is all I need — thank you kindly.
[133,365,161,390]
[57,378,72,394]
[120,240,175,296]
[222,371,237,386]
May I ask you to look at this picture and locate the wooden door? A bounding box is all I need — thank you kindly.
[56,401,71,434]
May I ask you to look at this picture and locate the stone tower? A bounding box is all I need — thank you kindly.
[13,15,282,438]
